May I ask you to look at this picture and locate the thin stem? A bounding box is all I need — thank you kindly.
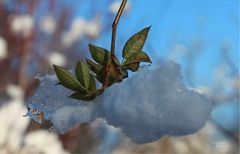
[102,0,127,89]
[111,0,127,55]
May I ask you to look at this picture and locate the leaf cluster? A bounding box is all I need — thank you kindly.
[54,26,152,101]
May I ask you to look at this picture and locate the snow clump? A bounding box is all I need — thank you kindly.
[26,61,212,144]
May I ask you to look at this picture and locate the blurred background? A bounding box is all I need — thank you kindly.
[0,0,239,153]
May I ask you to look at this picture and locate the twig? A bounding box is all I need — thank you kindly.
[111,0,127,55]
[103,0,127,88]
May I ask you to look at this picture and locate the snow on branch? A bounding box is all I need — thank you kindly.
[26,62,212,144]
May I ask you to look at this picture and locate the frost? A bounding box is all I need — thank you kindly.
[26,61,212,144]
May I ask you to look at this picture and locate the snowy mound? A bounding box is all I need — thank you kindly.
[26,61,212,144]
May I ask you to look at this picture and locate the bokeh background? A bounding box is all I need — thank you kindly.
[0,0,239,153]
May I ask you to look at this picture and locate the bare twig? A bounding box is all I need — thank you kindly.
[103,0,127,88]
[111,0,127,55]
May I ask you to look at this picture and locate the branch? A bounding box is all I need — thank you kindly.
[103,0,128,88]
[111,0,127,55]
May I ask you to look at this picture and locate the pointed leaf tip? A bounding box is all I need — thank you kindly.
[123,51,152,65]
[122,26,151,59]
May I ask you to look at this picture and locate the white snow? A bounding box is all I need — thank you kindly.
[48,51,66,66]
[50,105,95,133]
[109,1,131,14]
[40,15,56,34]
[62,17,101,47]
[10,15,34,37]
[0,84,68,154]
[26,61,212,144]
[85,16,101,38]
[0,36,7,60]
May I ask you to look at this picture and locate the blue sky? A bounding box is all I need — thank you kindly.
[8,0,237,86]
[59,0,238,88]
[94,0,239,87]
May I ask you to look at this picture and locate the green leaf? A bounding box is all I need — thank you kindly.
[123,62,140,72]
[88,74,96,91]
[75,61,91,89]
[86,58,103,75]
[122,26,151,59]
[69,92,96,101]
[89,44,110,65]
[123,51,152,65]
[53,65,86,92]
